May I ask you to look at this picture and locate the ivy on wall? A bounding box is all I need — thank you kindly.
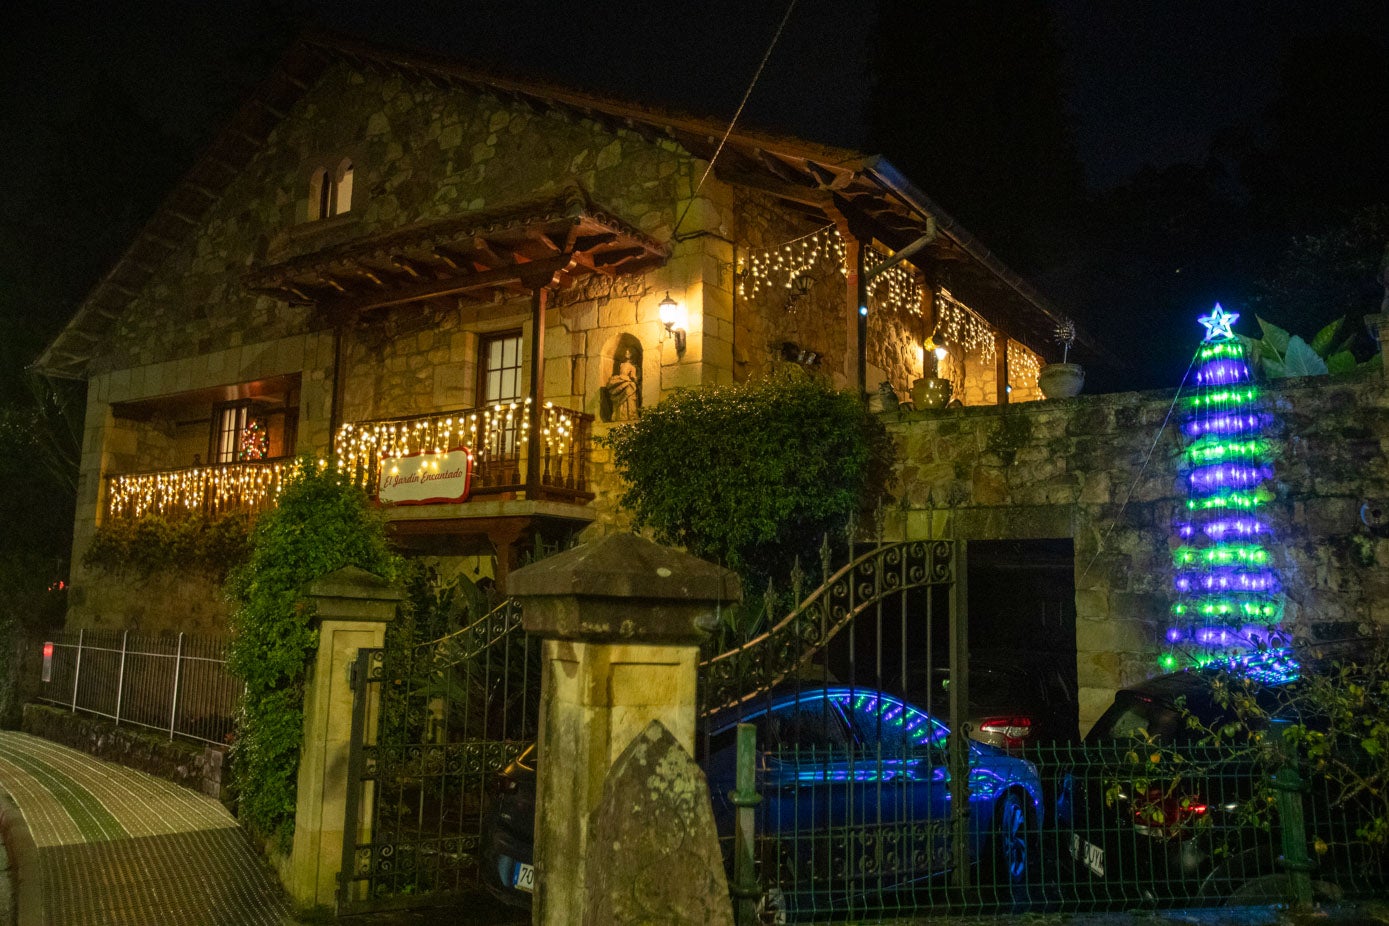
[225,459,399,850]
[83,513,252,579]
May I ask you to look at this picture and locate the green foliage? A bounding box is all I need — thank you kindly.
[225,459,400,849]
[600,368,895,590]
[83,513,252,579]
[1160,642,1389,859]
[1237,315,1381,379]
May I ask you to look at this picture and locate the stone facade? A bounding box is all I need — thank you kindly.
[882,370,1389,730]
[58,48,1066,642]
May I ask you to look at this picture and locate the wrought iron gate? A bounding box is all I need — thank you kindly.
[338,539,959,913]
[338,599,537,913]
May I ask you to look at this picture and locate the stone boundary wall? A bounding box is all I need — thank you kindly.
[881,371,1389,730]
[21,703,229,803]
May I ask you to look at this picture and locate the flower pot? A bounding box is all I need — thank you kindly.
[1038,362,1085,399]
[911,376,953,410]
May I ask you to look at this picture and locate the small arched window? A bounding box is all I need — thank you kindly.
[308,158,354,221]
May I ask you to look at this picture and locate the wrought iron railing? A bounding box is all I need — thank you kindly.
[336,400,593,500]
[104,458,292,520]
[35,630,241,747]
[699,540,955,716]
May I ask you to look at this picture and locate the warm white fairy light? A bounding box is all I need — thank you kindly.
[106,460,291,520]
[334,399,580,494]
[864,248,924,317]
[935,288,997,362]
[1007,340,1042,390]
[736,224,845,299]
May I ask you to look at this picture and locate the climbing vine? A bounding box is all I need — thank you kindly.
[225,459,399,849]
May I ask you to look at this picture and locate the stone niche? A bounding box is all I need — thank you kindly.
[598,333,644,423]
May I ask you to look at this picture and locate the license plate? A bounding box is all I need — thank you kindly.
[1070,833,1105,877]
[513,862,535,892]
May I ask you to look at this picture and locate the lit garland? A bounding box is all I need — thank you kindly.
[334,400,579,494]
[1007,341,1041,390]
[736,224,845,299]
[864,248,923,316]
[1164,304,1282,666]
[106,459,291,520]
[935,288,996,362]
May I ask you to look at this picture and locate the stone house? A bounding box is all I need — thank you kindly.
[38,33,1074,636]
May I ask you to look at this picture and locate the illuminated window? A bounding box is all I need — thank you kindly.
[480,331,523,405]
[308,158,354,221]
[210,402,250,464]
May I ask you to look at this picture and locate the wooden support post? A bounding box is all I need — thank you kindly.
[995,331,1010,406]
[526,285,547,496]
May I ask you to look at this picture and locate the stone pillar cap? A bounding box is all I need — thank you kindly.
[508,533,740,603]
[304,565,403,602]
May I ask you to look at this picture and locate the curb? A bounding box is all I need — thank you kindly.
[0,792,43,926]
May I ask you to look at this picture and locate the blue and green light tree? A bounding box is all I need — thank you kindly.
[1164,305,1283,669]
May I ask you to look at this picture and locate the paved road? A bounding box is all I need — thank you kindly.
[0,730,290,925]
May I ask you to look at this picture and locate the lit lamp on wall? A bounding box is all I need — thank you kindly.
[658,292,687,354]
[911,337,953,410]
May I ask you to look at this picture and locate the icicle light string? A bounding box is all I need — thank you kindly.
[1007,341,1041,390]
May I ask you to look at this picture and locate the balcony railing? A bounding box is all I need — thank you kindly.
[336,400,593,502]
[105,458,292,521]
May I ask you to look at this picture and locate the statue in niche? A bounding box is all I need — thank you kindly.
[602,344,642,422]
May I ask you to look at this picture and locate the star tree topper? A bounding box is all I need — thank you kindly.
[1198,303,1239,342]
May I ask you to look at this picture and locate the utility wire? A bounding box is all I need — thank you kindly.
[671,0,800,237]
[1077,344,1201,585]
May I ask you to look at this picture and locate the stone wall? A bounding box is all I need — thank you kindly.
[22,703,229,801]
[881,370,1389,731]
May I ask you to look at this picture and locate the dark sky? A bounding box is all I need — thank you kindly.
[10,0,1384,187]
[2,0,1387,389]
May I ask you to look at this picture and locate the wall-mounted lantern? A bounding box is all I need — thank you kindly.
[658,292,687,354]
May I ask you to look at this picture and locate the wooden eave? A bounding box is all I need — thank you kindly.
[245,189,668,314]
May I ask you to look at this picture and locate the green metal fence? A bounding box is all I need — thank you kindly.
[720,721,1387,922]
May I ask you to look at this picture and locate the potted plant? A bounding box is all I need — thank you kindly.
[911,340,954,409]
[1037,318,1084,398]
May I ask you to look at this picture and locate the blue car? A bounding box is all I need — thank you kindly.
[482,687,1044,918]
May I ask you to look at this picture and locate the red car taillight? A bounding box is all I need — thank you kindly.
[1133,786,1208,838]
[979,716,1033,749]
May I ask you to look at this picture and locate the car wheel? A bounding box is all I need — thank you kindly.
[755,885,788,925]
[989,791,1035,909]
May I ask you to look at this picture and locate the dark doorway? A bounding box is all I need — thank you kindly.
[967,538,1079,742]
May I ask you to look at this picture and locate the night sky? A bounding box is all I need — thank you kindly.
[3,0,1387,388]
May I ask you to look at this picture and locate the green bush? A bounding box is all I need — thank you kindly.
[83,512,252,579]
[600,367,895,593]
[225,459,399,849]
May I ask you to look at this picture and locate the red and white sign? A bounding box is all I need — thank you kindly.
[378,448,473,505]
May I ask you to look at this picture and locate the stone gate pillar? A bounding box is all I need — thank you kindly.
[508,533,740,926]
[286,566,401,911]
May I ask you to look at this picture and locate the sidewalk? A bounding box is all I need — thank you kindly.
[0,730,290,926]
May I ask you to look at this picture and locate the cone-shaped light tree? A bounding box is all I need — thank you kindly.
[1164,304,1283,670]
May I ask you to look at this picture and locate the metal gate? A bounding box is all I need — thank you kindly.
[338,539,958,913]
[338,599,538,913]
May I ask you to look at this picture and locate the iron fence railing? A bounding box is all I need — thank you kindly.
[717,730,1388,922]
[36,630,241,747]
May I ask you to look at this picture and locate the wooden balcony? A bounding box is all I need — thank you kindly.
[336,401,594,504]
[104,459,292,521]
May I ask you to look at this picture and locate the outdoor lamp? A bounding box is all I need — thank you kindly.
[658,292,687,354]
